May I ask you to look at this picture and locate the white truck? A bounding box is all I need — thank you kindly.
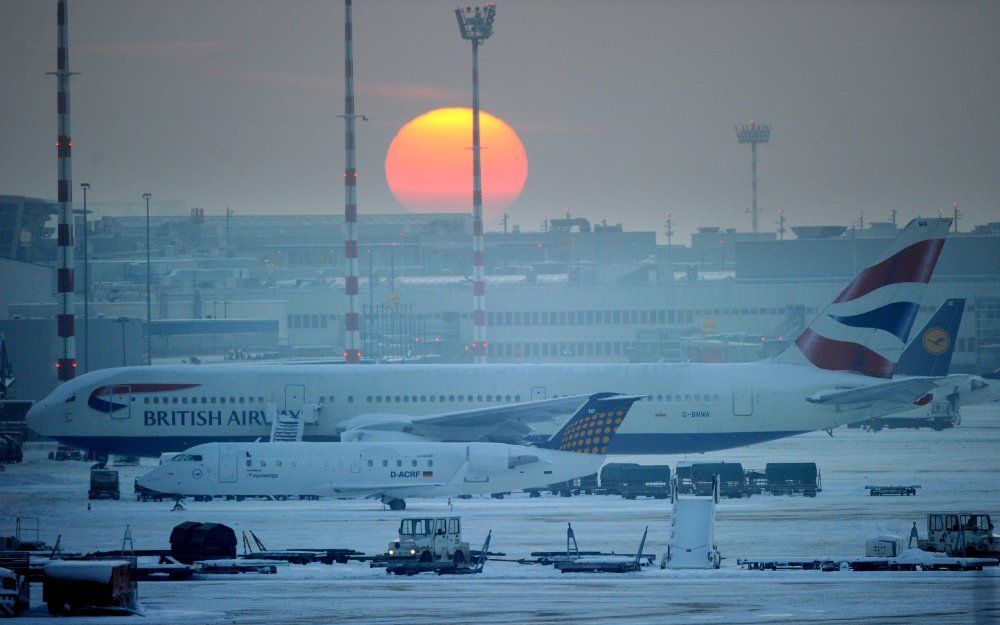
[387,517,470,564]
[914,513,1000,558]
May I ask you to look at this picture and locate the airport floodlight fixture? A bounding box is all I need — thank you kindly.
[735,120,771,233]
[455,4,496,43]
[455,3,496,364]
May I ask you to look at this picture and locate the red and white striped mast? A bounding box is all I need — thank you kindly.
[50,0,78,381]
[341,0,364,363]
[455,3,496,364]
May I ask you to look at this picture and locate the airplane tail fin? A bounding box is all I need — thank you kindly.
[772,218,951,378]
[895,298,965,377]
[538,393,643,454]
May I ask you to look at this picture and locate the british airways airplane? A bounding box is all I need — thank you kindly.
[27,218,955,457]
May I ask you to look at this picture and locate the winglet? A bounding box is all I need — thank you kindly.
[538,393,643,453]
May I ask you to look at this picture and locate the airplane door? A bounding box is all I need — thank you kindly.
[733,385,753,417]
[219,444,238,483]
[109,385,132,420]
[284,384,305,416]
[531,387,547,401]
[350,454,360,473]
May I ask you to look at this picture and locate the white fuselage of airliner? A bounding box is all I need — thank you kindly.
[28,361,914,457]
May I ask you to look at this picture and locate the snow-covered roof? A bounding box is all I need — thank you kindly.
[44,560,131,583]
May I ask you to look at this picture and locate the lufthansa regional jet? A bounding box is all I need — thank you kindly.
[28,218,957,457]
[137,393,640,510]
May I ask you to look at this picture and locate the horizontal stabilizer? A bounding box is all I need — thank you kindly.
[806,378,939,405]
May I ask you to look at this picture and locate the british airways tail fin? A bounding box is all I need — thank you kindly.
[896,298,965,377]
[773,218,951,378]
[538,393,643,454]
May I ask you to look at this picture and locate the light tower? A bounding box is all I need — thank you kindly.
[341,0,365,364]
[48,0,79,381]
[456,3,496,364]
[735,120,771,233]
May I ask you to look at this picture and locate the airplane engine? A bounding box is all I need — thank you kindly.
[466,443,509,473]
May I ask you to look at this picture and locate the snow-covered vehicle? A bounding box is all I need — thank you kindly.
[916,513,1000,558]
[387,517,470,564]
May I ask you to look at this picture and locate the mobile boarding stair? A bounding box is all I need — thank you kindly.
[268,405,305,443]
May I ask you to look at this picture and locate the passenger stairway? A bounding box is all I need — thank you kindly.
[269,411,305,443]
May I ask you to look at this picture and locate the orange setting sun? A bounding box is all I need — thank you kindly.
[385,107,528,219]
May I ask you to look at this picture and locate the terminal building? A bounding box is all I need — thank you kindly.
[1,194,998,401]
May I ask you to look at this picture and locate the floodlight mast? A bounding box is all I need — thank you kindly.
[342,0,364,364]
[49,0,79,381]
[455,4,496,364]
[735,120,771,233]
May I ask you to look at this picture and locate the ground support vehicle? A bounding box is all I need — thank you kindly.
[385,517,490,575]
[88,467,120,500]
[914,513,1000,558]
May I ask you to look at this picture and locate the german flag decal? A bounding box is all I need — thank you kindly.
[422,471,434,478]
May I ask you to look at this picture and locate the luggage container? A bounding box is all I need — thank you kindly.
[43,560,135,616]
[169,522,237,564]
[765,462,821,496]
[600,463,670,499]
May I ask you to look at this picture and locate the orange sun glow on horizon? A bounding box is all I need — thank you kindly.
[385,107,528,219]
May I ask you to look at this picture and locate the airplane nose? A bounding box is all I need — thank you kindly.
[26,400,46,437]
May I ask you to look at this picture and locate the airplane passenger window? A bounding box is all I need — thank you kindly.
[229,397,235,403]
[395,396,401,403]
[210,397,217,404]
[449,395,455,402]
[276,461,282,467]
[403,396,409,403]
[468,395,474,402]
[367,396,372,403]
[396,460,402,467]
[367,460,373,467]
[428,460,433,467]
[239,397,245,404]
[420,395,426,402]
[487,395,493,402]
[261,460,267,467]
[505,395,511,402]
[685,395,691,401]
[144,397,150,404]
[181,397,188,404]
[412,460,417,467]
[515,395,521,401]
[411,396,417,402]
[348,396,354,403]
[202,397,208,404]
[382,460,388,467]
[430,396,436,402]
[153,397,159,404]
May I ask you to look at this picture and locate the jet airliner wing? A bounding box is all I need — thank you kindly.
[806,378,939,405]
[339,394,622,445]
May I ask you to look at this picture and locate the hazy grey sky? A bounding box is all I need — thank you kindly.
[2,0,998,242]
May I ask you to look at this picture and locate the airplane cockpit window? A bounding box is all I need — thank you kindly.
[171,454,203,462]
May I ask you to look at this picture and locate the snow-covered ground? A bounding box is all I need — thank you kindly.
[2,406,998,624]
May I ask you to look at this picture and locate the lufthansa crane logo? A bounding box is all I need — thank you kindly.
[923,327,950,356]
